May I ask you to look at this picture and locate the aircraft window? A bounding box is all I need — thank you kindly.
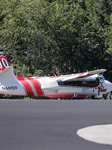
[99,76,105,81]
[102,76,105,80]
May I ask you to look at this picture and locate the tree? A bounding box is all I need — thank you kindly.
[83,0,112,80]
[0,0,49,77]
[0,0,112,81]
[107,13,112,55]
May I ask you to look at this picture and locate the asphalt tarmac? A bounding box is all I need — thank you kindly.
[0,99,112,150]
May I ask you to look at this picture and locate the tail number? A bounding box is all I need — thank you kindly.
[2,86,18,90]
[0,58,9,69]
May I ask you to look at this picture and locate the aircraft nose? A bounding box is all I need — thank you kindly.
[105,80,112,93]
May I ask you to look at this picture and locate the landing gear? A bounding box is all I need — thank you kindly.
[103,91,112,100]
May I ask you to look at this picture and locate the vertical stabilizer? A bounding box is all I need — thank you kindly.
[0,50,10,72]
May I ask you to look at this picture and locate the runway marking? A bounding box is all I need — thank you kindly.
[77,124,112,145]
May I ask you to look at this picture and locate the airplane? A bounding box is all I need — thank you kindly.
[0,50,112,99]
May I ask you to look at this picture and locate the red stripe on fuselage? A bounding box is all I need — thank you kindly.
[77,94,87,98]
[28,78,43,96]
[17,76,34,96]
[45,94,74,99]
[17,76,25,81]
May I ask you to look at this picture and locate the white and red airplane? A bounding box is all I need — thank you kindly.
[0,50,112,99]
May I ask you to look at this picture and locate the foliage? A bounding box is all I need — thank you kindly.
[0,0,112,82]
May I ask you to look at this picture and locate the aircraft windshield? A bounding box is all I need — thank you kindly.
[99,76,105,83]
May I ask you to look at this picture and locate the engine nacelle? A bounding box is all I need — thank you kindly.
[57,78,99,87]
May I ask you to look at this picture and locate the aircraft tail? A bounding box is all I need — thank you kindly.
[0,50,10,72]
[0,66,13,77]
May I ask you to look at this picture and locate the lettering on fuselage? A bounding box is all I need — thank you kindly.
[2,86,18,90]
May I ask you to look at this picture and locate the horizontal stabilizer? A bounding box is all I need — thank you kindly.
[0,66,14,77]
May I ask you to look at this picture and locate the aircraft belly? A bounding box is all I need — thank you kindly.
[75,88,98,97]
[43,87,82,95]
[82,88,98,95]
[58,87,82,93]
[43,89,56,95]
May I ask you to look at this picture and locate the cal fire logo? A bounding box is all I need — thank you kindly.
[0,57,10,71]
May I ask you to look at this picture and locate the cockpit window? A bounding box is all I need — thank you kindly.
[99,76,105,82]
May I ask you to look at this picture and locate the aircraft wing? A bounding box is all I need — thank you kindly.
[87,69,106,75]
[62,69,106,81]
